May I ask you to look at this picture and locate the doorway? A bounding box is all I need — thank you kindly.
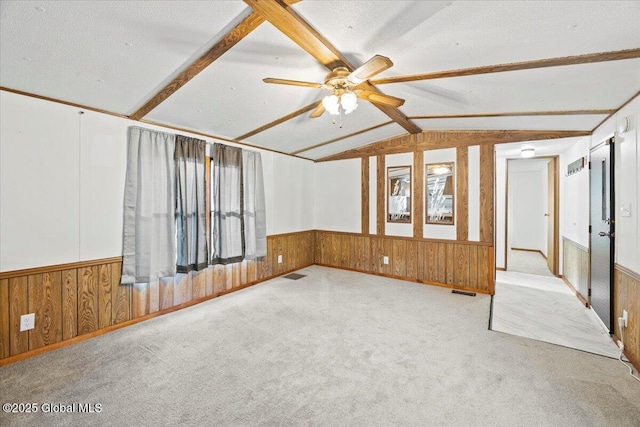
[589,137,615,332]
[504,157,558,276]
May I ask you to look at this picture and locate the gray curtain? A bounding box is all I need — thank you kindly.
[121,127,176,284]
[175,135,208,273]
[211,143,244,264]
[242,150,267,259]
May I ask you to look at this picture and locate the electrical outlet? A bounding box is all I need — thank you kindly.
[20,313,35,332]
[622,310,628,328]
[383,256,389,265]
[277,255,283,264]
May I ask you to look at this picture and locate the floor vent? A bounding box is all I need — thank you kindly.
[284,273,307,280]
[452,290,476,297]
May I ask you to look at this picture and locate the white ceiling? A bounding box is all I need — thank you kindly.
[1,1,639,160]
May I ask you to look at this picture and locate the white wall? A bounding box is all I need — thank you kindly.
[0,91,315,272]
[313,158,361,233]
[559,137,590,248]
[508,168,546,252]
[599,96,639,273]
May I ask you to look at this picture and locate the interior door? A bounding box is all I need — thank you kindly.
[546,157,558,275]
[589,140,614,331]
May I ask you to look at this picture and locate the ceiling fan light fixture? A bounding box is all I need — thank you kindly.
[521,148,535,158]
[340,91,358,114]
[322,94,340,115]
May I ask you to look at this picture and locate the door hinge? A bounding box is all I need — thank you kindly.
[588,161,591,169]
[589,225,592,233]
[588,288,592,297]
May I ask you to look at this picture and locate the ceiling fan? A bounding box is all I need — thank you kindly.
[263,55,404,120]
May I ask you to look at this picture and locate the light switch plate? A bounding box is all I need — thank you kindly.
[620,204,631,217]
[383,256,389,265]
[277,255,283,264]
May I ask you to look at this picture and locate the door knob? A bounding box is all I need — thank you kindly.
[598,231,614,237]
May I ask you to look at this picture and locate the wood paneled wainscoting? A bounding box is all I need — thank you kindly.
[562,237,590,306]
[0,231,315,364]
[613,265,640,372]
[314,231,494,294]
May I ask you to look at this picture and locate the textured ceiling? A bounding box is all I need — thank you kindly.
[1,1,639,160]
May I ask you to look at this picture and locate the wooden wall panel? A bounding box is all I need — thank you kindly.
[406,240,417,280]
[479,144,494,243]
[132,282,150,319]
[191,270,207,300]
[110,262,130,324]
[28,272,63,350]
[445,243,455,285]
[613,265,640,372]
[456,147,468,241]
[477,247,490,292]
[212,265,226,295]
[159,277,175,311]
[376,154,385,235]
[0,279,9,358]
[362,157,369,235]
[392,239,407,277]
[9,277,29,354]
[78,266,99,335]
[62,269,78,339]
[454,245,470,288]
[562,237,589,305]
[98,264,112,329]
[413,151,424,238]
[469,246,478,288]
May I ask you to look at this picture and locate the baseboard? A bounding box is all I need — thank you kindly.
[560,275,589,307]
[0,263,313,367]
[496,267,506,271]
[314,263,491,296]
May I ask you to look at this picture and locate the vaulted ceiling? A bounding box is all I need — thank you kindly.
[1,1,639,161]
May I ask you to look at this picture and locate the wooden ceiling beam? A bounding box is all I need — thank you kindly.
[290,109,609,157]
[370,48,640,85]
[243,0,421,134]
[291,121,394,155]
[236,100,321,140]
[316,130,592,162]
[129,1,301,121]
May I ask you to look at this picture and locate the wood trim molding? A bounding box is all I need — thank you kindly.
[561,276,589,307]
[376,155,385,235]
[138,119,313,161]
[479,144,494,243]
[237,100,321,141]
[317,130,591,162]
[128,0,301,120]
[413,151,424,238]
[409,110,616,119]
[292,121,394,156]
[615,263,640,282]
[370,48,640,85]
[456,147,468,241]
[0,257,124,280]
[362,157,370,234]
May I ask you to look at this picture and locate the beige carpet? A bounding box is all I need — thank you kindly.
[1,266,639,426]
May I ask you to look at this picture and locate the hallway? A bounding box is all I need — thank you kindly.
[491,268,619,358]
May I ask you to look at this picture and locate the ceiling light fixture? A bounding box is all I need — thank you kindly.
[521,148,535,158]
[322,90,358,127]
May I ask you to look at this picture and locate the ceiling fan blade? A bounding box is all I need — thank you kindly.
[357,90,405,107]
[347,55,393,84]
[309,102,326,118]
[263,78,324,89]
